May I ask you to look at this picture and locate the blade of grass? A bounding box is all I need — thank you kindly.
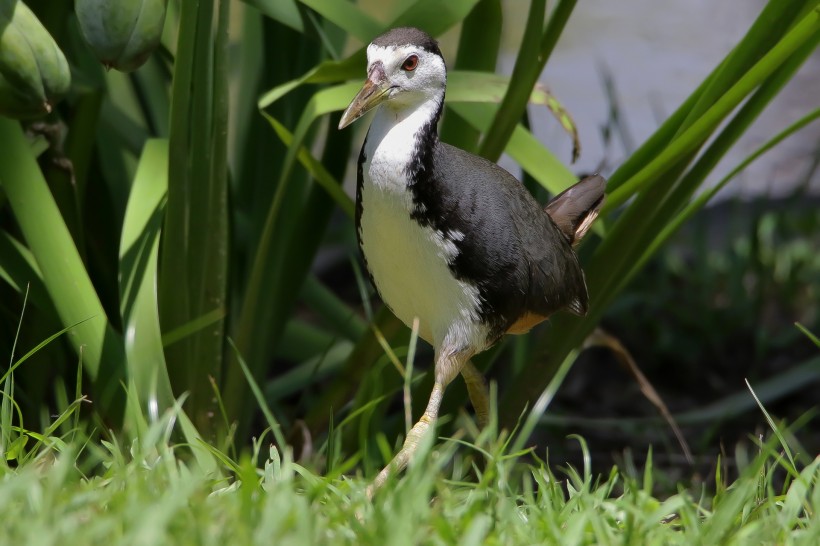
[304,307,406,431]
[1,317,96,386]
[795,323,820,349]
[263,112,355,218]
[746,379,796,469]
[228,339,287,450]
[404,318,420,434]
[510,348,580,454]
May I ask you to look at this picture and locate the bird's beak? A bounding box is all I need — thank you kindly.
[338,66,392,130]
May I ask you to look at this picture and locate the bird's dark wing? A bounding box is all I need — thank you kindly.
[415,142,588,339]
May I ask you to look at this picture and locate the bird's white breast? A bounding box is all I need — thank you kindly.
[359,108,487,352]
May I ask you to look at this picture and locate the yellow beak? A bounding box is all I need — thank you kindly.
[338,70,392,129]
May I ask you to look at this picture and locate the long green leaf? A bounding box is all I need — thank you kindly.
[450,103,576,194]
[119,139,174,419]
[582,10,820,322]
[224,106,352,435]
[1,318,95,386]
[675,0,814,137]
[478,0,577,161]
[603,1,816,195]
[588,18,820,329]
[605,7,820,211]
[160,0,231,435]
[0,118,125,412]
[440,0,502,152]
[627,100,820,285]
[795,324,820,349]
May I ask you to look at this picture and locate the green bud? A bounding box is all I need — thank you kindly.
[75,0,167,72]
[0,0,71,119]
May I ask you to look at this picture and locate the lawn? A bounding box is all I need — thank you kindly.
[2,396,818,545]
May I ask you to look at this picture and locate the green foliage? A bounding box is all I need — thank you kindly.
[500,2,820,426]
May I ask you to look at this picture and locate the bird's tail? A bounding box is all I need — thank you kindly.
[544,174,606,246]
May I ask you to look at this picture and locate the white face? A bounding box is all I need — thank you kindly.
[365,44,447,108]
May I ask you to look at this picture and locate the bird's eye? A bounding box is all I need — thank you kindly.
[402,55,419,71]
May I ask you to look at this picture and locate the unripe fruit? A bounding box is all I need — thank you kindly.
[75,0,167,72]
[0,0,71,118]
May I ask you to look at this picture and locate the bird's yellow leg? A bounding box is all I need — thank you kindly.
[366,380,445,498]
[461,361,489,428]
[367,347,470,499]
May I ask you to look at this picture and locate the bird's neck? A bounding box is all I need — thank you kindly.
[365,95,443,188]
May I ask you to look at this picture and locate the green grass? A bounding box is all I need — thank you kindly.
[1,0,818,455]
[1,392,818,545]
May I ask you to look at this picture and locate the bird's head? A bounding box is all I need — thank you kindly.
[339,27,446,129]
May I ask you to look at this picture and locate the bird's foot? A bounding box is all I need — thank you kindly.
[366,413,435,500]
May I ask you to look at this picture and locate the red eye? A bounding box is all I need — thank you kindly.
[402,55,419,71]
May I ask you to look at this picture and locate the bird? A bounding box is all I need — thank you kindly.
[338,27,605,496]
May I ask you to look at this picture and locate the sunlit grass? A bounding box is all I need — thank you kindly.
[1,386,818,545]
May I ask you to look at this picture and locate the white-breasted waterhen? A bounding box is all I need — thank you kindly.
[338,27,606,496]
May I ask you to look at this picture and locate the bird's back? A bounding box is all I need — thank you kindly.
[415,142,589,341]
